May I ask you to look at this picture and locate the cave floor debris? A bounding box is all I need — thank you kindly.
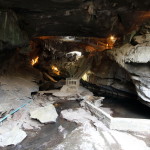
[3,117,78,150]
[2,106,150,150]
[1,100,80,150]
[0,85,150,150]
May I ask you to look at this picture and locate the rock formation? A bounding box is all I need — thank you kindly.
[84,22,150,105]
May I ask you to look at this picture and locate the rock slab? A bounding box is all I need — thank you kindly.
[0,127,27,147]
[30,104,58,123]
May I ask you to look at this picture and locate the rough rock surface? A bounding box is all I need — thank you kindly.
[0,10,28,51]
[88,53,136,94]
[50,108,150,150]
[0,127,27,147]
[30,104,58,123]
[0,66,43,139]
[106,33,150,104]
[0,1,150,38]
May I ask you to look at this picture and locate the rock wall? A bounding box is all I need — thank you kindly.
[88,53,136,94]
[0,10,42,102]
[107,36,150,104]
[84,22,150,105]
[90,39,149,106]
[0,10,28,51]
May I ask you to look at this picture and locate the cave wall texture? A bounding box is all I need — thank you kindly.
[108,33,150,105]
[0,0,150,38]
[0,10,28,51]
[86,24,150,105]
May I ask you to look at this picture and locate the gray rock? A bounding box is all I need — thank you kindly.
[106,42,150,104]
[30,104,58,123]
[0,127,27,147]
[0,10,28,51]
[85,33,150,105]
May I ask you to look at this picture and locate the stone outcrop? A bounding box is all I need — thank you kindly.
[106,33,150,104]
[83,22,150,105]
[0,127,27,147]
[1,1,150,37]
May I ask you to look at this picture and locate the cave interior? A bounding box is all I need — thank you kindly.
[0,0,150,149]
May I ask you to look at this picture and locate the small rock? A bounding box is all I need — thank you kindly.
[94,98,104,107]
[30,104,58,123]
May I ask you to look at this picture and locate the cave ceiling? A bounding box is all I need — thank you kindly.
[0,0,150,38]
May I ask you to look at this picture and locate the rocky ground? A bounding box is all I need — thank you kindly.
[0,76,150,150]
